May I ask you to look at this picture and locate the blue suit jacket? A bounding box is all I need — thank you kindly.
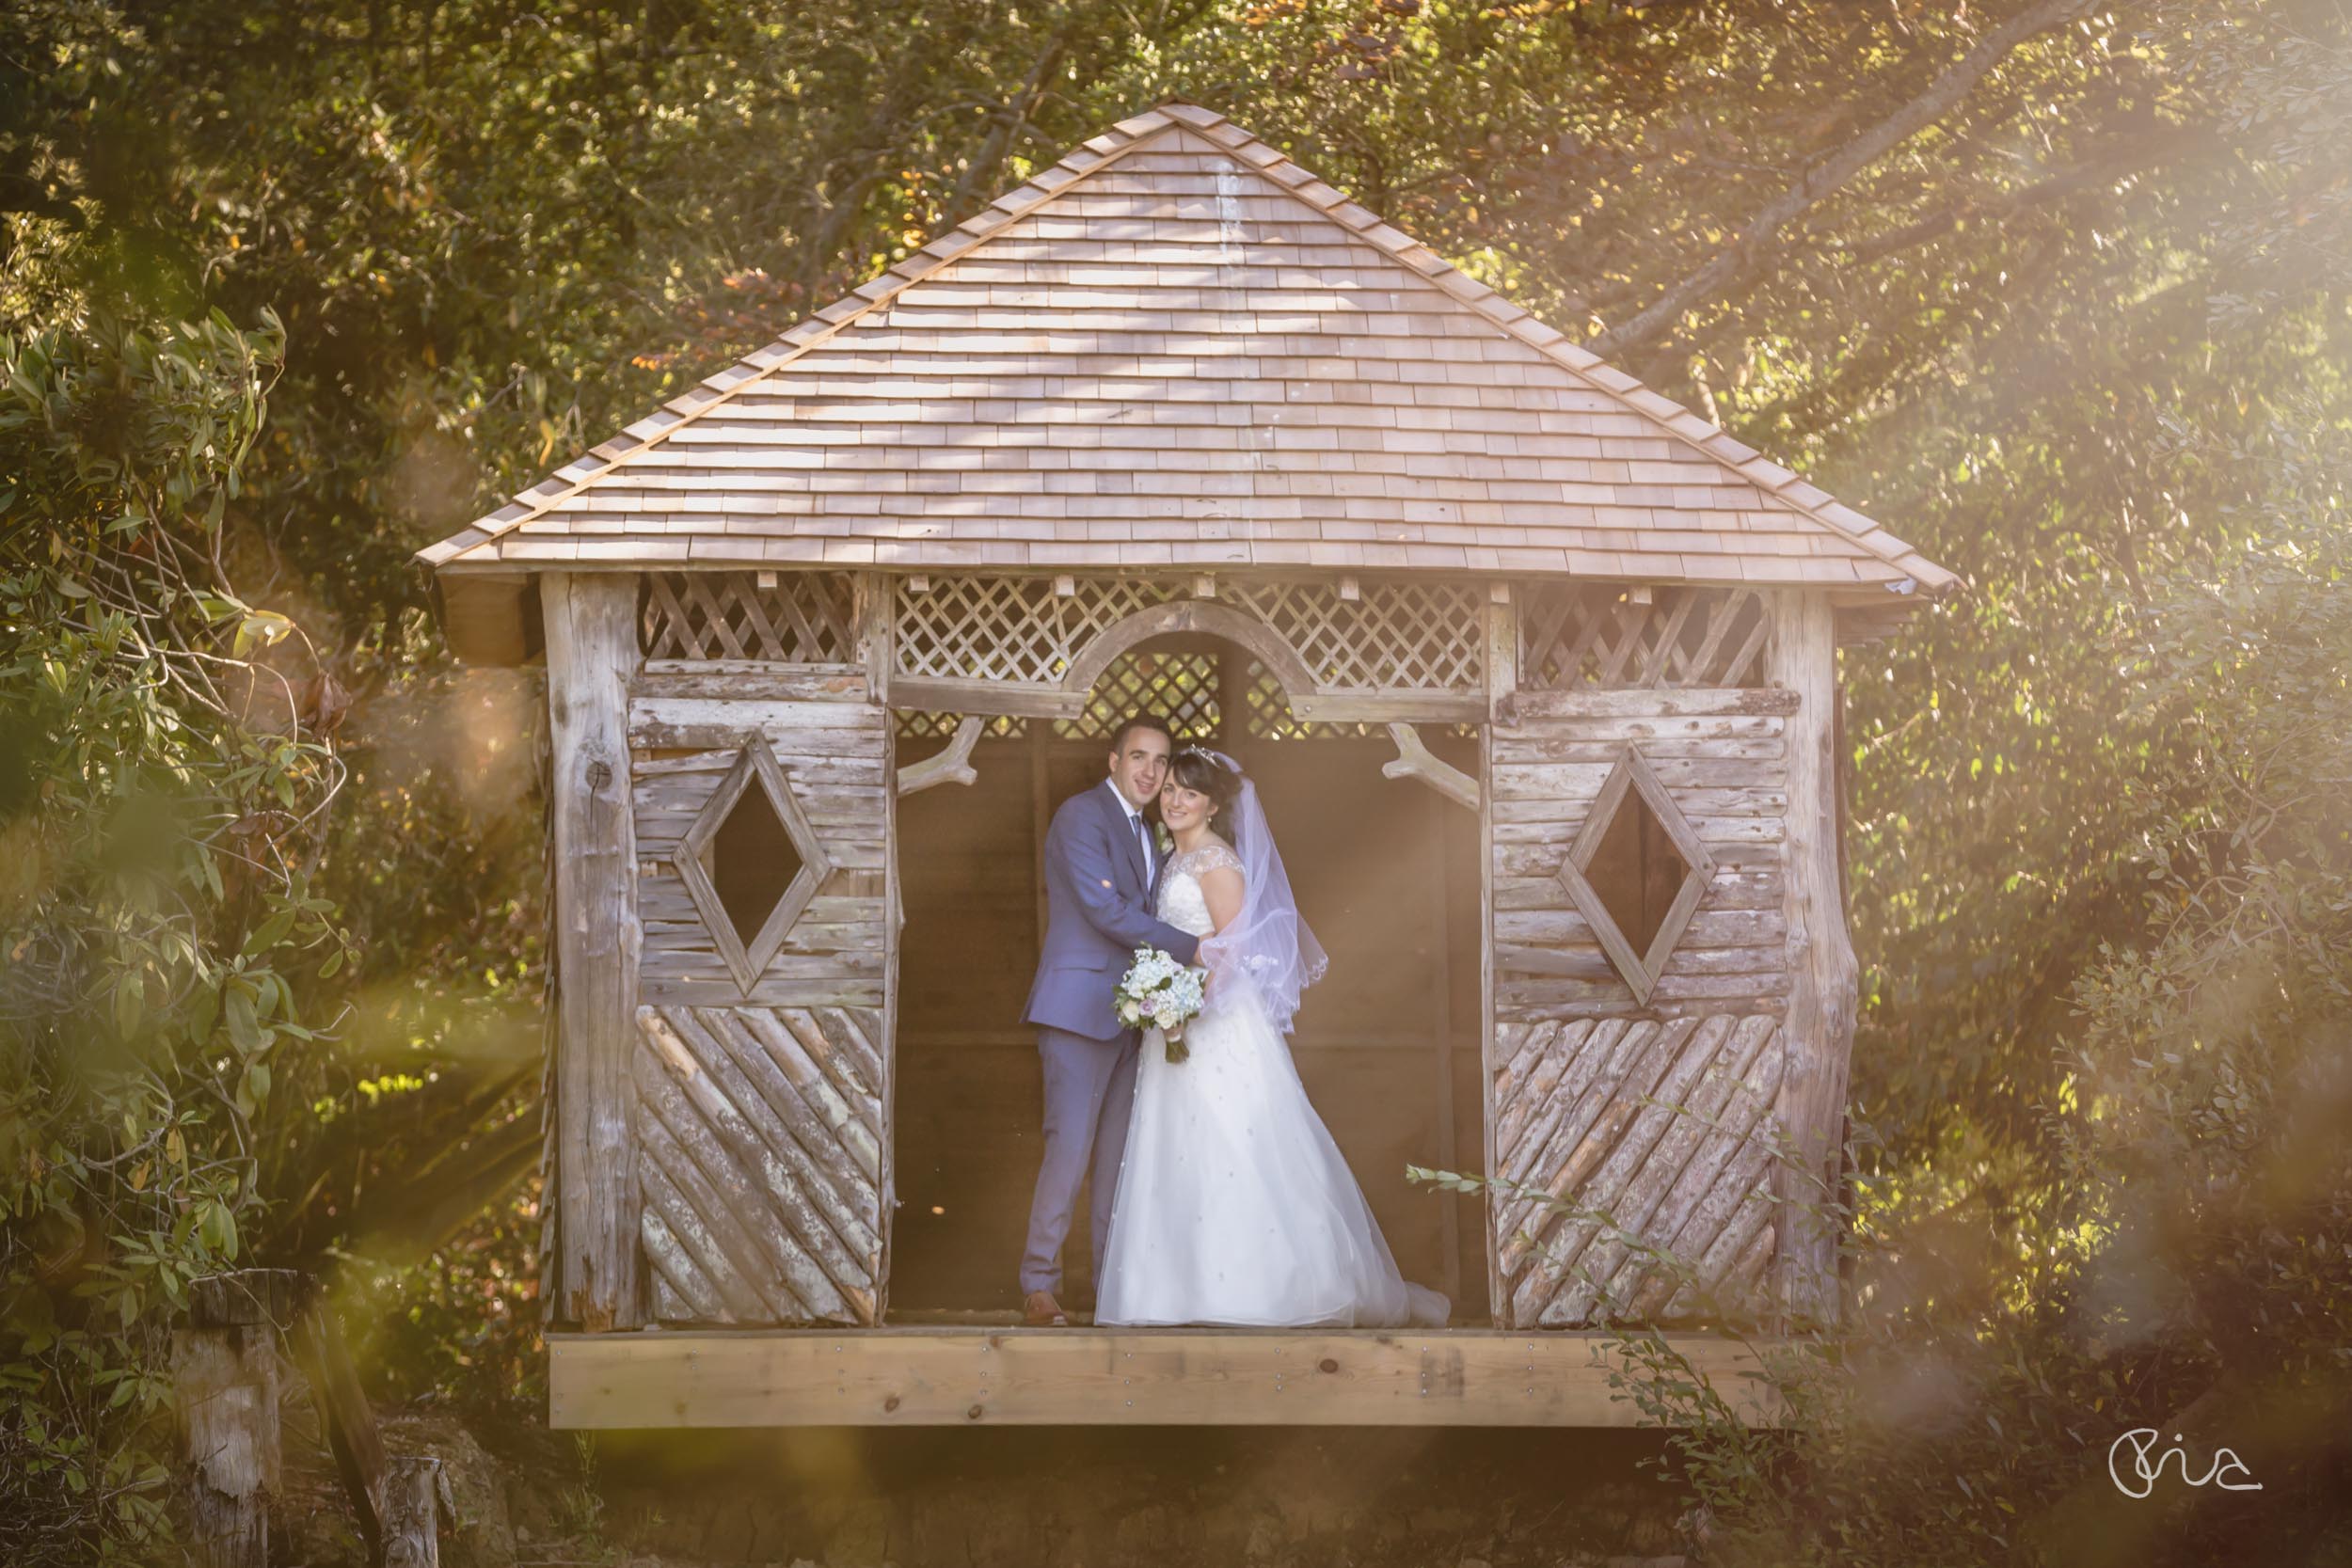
[1024,780,1203,1041]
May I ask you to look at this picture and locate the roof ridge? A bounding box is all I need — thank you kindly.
[422,102,1953,594]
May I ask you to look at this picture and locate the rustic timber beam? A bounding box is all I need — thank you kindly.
[891,673,1087,721]
[1763,589,1858,1328]
[1289,690,1486,724]
[1381,723,1480,811]
[541,573,645,1330]
[547,1327,1784,1429]
[897,716,984,796]
[1500,687,1802,722]
[633,662,871,701]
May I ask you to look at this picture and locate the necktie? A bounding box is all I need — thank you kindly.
[1132,812,1154,880]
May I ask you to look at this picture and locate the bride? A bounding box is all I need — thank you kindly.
[1095,745,1449,1329]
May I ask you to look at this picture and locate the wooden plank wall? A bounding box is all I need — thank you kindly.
[625,660,894,1324]
[1486,687,1794,1328]
[630,668,889,1009]
[1490,688,1795,1019]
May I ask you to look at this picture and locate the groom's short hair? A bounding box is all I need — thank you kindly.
[1107,714,1173,755]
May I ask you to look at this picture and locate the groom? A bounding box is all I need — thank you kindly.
[1018,714,1203,1327]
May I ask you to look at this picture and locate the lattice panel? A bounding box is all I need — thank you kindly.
[1057,647,1223,742]
[1234,660,1363,739]
[633,1004,887,1325]
[893,576,1483,692]
[896,577,1184,683]
[641,572,858,662]
[1491,1014,1784,1327]
[1518,585,1772,689]
[1225,578,1485,691]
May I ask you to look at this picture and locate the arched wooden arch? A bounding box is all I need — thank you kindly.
[1057,597,1323,705]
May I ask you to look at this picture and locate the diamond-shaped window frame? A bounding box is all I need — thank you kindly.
[1555,745,1717,1005]
[675,736,833,995]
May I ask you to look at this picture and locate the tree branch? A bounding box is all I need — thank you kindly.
[939,30,1071,230]
[1836,123,2219,267]
[1586,0,2106,362]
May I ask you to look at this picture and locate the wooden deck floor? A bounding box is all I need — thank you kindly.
[547,1325,1783,1429]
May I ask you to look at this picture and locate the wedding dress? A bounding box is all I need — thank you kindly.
[1095,839,1451,1329]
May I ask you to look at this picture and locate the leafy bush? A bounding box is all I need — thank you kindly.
[0,307,359,1562]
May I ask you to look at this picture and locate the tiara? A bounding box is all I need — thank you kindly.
[1179,744,1242,772]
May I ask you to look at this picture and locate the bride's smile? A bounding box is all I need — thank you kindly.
[1157,777,1219,850]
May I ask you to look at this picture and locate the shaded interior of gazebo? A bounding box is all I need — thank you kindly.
[890,638,1486,1318]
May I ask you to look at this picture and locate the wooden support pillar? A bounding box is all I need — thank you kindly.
[866,571,903,1319]
[1426,786,1462,1306]
[855,570,893,707]
[174,1270,302,1568]
[542,572,644,1330]
[1479,587,1513,1323]
[1764,590,1859,1325]
[1483,585,1518,722]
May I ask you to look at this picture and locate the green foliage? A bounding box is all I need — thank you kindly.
[0,305,347,1562]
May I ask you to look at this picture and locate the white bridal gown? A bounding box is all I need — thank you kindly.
[1095,843,1450,1328]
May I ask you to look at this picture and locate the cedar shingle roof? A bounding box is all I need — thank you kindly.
[419,103,1957,602]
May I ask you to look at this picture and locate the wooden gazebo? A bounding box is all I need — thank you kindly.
[418,103,1957,1428]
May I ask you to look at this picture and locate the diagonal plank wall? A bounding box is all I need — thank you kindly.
[632,1004,886,1323]
[1485,685,1795,1328]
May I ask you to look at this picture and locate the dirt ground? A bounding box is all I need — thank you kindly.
[277,1402,1697,1568]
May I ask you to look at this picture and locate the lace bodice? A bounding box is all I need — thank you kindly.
[1156,842,1244,938]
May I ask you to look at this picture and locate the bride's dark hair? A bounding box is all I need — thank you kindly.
[1167,746,1244,847]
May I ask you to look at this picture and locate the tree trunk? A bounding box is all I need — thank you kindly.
[174,1270,303,1568]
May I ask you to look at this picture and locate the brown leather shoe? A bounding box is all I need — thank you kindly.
[1023,1289,1069,1327]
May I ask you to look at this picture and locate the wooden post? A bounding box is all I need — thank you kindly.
[1426,786,1462,1306]
[1483,584,1518,723]
[1030,737,1054,953]
[378,1456,447,1567]
[856,571,893,707]
[541,572,644,1330]
[173,1270,302,1568]
[1764,590,1858,1325]
[869,570,902,1322]
[1480,589,1514,1323]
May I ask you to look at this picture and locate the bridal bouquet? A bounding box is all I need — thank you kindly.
[1114,946,1208,1064]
